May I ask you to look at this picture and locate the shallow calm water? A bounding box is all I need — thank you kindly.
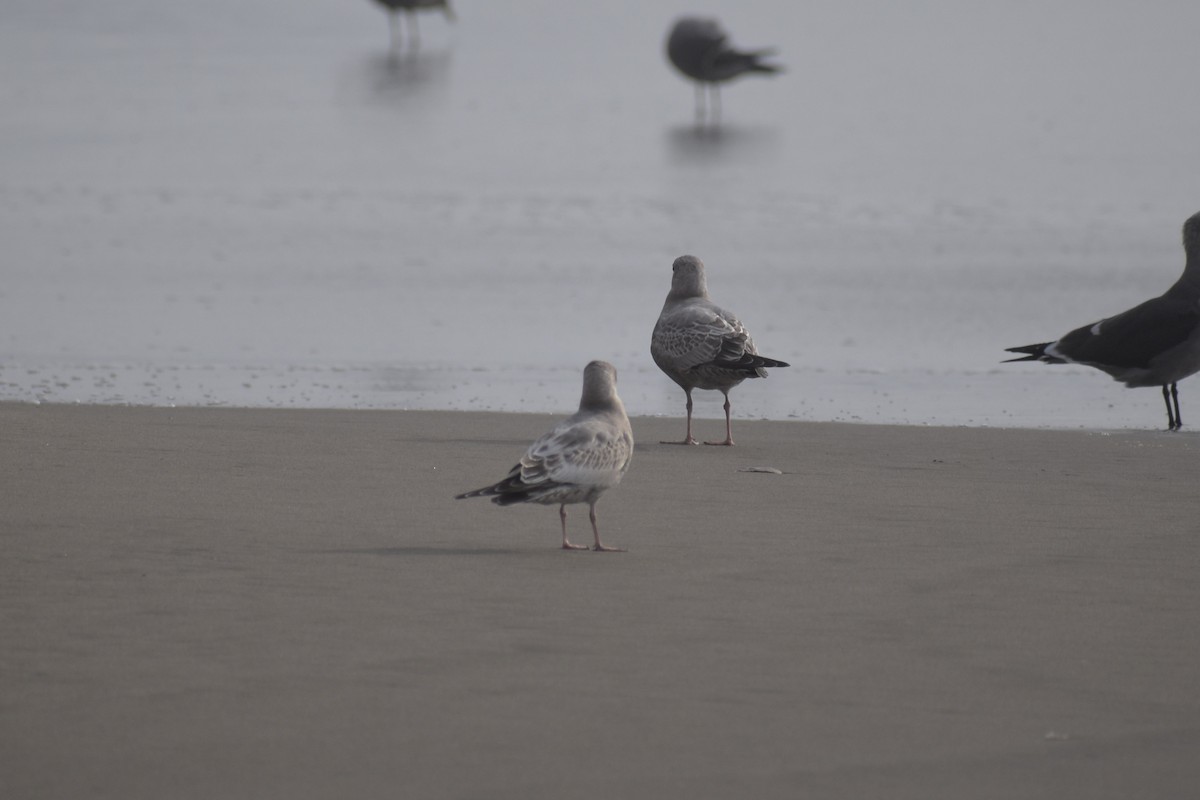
[3,0,1199,428]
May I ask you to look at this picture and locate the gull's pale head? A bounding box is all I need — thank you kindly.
[580,360,622,410]
[668,254,709,300]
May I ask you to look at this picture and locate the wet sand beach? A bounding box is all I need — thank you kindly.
[2,403,1198,799]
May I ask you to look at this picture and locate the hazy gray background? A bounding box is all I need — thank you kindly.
[3,0,1199,427]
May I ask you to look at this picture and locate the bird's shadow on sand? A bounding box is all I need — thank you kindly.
[315,546,521,557]
[664,123,780,165]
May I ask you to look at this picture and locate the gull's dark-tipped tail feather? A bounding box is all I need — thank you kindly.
[745,50,781,74]
[455,473,549,506]
[712,49,780,79]
[728,354,790,373]
[454,485,497,500]
[714,339,790,373]
[455,478,514,503]
[1003,342,1053,363]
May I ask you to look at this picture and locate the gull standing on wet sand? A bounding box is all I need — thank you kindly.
[455,361,634,551]
[652,255,790,446]
[665,16,781,125]
[1005,211,1200,430]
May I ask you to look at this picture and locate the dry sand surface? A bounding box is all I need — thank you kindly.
[2,403,1199,799]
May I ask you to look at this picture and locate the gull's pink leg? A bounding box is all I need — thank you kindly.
[705,393,735,446]
[662,389,699,445]
[589,502,625,552]
[559,504,587,550]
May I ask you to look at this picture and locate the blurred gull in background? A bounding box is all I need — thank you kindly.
[665,16,780,125]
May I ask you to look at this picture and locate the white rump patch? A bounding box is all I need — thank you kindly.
[1044,342,1072,363]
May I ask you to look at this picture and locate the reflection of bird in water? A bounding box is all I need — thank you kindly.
[371,0,455,50]
[364,47,452,101]
[665,17,780,125]
[1005,212,1200,431]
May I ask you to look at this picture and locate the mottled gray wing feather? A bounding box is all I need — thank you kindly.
[520,415,633,488]
[654,302,756,370]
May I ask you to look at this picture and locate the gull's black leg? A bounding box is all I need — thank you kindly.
[1163,384,1180,431]
[1171,383,1182,430]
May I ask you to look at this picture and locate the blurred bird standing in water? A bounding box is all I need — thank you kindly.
[665,17,781,125]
